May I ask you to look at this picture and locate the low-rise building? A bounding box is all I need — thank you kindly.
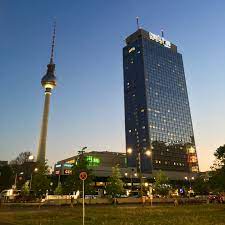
[54,151,196,181]
[54,151,128,177]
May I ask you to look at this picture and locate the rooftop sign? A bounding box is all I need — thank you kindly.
[149,32,171,48]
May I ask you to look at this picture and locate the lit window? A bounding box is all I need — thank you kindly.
[128,47,135,53]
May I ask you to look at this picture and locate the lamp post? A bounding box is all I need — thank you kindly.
[184,176,194,197]
[30,168,38,190]
[125,169,135,190]
[13,173,18,189]
[127,148,152,196]
[130,168,134,190]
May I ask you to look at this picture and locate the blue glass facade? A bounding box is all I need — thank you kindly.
[123,29,199,173]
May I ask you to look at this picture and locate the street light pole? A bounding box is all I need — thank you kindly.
[131,169,134,190]
[127,148,152,197]
[30,168,38,190]
[137,151,143,196]
[14,173,17,189]
[30,173,33,190]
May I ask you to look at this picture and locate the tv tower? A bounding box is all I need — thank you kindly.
[37,22,57,163]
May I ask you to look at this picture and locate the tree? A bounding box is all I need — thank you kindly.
[154,170,170,196]
[209,145,225,192]
[192,176,210,195]
[10,152,32,165]
[10,152,36,189]
[106,165,124,198]
[214,145,225,169]
[32,162,50,197]
[21,181,30,196]
[0,165,14,191]
[63,150,94,195]
[54,182,63,195]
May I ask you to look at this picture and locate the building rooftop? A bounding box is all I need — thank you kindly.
[125,28,177,52]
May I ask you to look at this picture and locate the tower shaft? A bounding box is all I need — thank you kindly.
[37,92,51,163]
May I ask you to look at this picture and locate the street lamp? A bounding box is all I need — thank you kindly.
[127,148,152,196]
[145,150,152,157]
[184,176,195,196]
[28,155,34,161]
[127,148,132,154]
[30,168,38,190]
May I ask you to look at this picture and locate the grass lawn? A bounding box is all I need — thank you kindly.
[0,204,225,225]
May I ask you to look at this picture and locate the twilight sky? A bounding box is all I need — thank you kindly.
[0,0,225,171]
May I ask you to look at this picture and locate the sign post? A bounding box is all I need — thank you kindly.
[79,171,87,225]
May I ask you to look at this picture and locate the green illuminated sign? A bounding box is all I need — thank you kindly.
[85,156,100,167]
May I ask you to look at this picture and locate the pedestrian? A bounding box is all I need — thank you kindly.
[174,199,178,206]
[70,196,74,208]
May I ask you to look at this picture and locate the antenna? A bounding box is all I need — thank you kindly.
[161,28,164,38]
[136,16,140,30]
[50,19,56,64]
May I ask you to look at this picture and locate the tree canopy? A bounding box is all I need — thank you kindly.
[106,165,124,198]
[209,145,225,192]
[0,165,14,191]
[10,152,32,165]
[63,151,94,195]
[31,162,50,197]
[154,170,170,196]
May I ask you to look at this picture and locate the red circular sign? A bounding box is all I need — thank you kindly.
[79,171,87,180]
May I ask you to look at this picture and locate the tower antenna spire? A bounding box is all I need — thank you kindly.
[161,28,164,38]
[50,20,56,64]
[136,16,140,30]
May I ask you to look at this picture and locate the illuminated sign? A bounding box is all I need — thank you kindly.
[55,164,61,168]
[149,32,171,48]
[66,159,75,164]
[85,156,100,166]
[63,163,73,168]
[64,169,72,175]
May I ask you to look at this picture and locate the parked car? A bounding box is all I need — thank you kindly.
[0,189,20,202]
[208,193,225,203]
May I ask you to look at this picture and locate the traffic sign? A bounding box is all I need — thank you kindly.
[79,171,87,181]
[79,171,87,225]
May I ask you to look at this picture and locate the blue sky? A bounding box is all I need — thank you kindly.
[0,0,225,171]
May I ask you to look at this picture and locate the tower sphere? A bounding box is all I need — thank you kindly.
[41,63,57,90]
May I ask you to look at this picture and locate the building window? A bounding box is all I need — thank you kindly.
[128,47,135,53]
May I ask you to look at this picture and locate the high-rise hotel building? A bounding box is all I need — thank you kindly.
[123,28,199,177]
